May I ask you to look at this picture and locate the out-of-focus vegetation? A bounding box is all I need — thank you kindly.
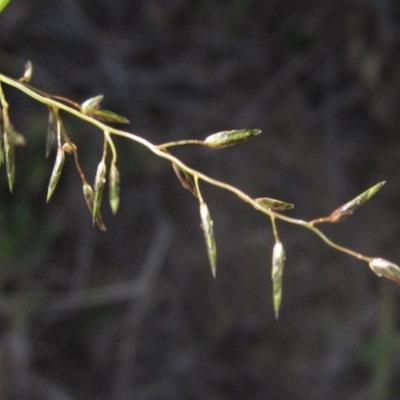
[1,1,400,399]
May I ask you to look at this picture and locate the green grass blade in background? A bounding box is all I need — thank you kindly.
[0,0,10,14]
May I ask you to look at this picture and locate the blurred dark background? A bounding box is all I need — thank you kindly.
[1,0,400,399]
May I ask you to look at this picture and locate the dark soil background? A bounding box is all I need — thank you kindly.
[1,0,400,399]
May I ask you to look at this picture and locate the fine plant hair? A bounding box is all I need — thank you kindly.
[0,61,399,319]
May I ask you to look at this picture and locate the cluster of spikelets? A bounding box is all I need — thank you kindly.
[0,62,126,231]
[1,60,400,320]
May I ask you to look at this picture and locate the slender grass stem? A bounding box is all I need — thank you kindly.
[0,73,380,265]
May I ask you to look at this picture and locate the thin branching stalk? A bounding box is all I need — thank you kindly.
[157,139,204,149]
[0,73,378,258]
[0,69,398,316]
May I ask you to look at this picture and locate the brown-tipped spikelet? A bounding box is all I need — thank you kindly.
[83,183,94,212]
[4,137,14,192]
[255,197,294,211]
[19,61,33,83]
[369,258,400,285]
[46,146,65,202]
[92,159,107,221]
[172,163,198,197]
[329,181,385,222]
[81,95,103,114]
[91,110,129,124]
[83,183,106,230]
[2,122,23,193]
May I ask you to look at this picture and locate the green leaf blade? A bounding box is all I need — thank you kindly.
[0,0,10,14]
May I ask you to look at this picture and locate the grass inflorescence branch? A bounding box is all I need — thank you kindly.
[0,64,399,318]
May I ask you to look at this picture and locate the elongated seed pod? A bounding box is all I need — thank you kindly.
[83,183,106,230]
[19,61,33,83]
[329,181,385,222]
[4,133,14,192]
[109,162,120,215]
[255,197,294,211]
[204,129,261,149]
[272,241,286,319]
[92,159,107,221]
[199,200,217,278]
[90,109,129,124]
[172,163,197,197]
[81,95,103,114]
[83,183,94,211]
[46,146,65,202]
[369,258,400,285]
